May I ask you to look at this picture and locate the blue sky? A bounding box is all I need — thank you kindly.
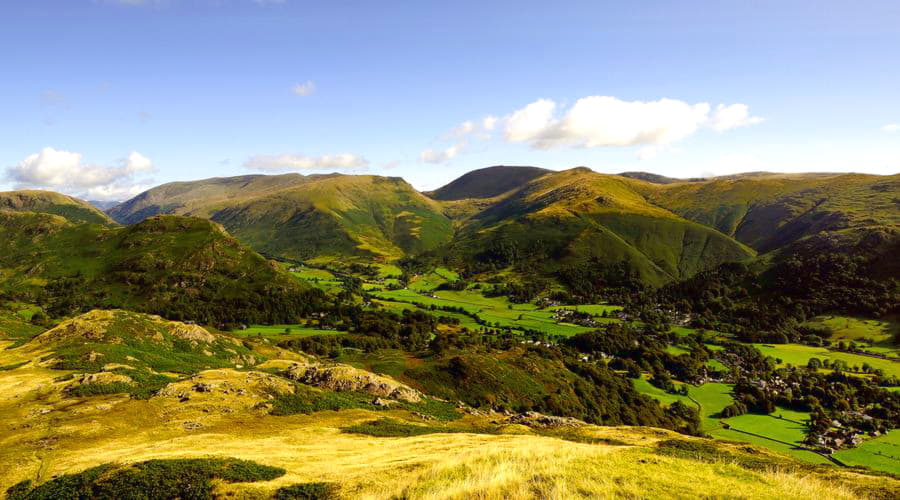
[1,0,899,199]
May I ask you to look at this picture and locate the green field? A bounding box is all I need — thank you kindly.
[368,287,600,336]
[631,376,692,407]
[288,265,345,294]
[553,304,622,316]
[665,345,690,356]
[631,379,733,433]
[803,315,896,345]
[375,263,403,278]
[833,430,900,475]
[753,343,900,378]
[711,409,832,465]
[234,325,346,341]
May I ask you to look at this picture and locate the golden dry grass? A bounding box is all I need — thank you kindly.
[0,342,896,499]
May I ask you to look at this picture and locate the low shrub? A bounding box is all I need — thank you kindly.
[274,482,338,499]
[6,458,285,500]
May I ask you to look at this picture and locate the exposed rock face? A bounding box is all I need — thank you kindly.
[169,323,216,344]
[68,371,133,389]
[284,362,422,403]
[502,411,586,429]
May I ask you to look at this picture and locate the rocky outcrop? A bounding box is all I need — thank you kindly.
[501,411,586,429]
[283,362,422,403]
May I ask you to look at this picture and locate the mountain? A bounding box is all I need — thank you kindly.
[443,167,756,285]
[426,165,551,200]
[617,171,706,184]
[87,199,122,211]
[0,190,115,225]
[0,211,324,324]
[110,174,453,262]
[646,172,900,253]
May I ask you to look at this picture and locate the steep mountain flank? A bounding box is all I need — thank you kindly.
[647,173,900,252]
[447,168,755,285]
[110,174,453,261]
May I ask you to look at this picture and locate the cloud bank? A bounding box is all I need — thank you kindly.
[504,96,762,150]
[5,148,155,201]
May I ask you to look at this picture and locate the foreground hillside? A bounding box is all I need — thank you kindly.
[0,311,896,499]
[109,174,453,261]
[0,211,324,324]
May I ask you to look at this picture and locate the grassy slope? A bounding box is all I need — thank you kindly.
[646,173,900,252]
[450,168,755,285]
[0,190,115,225]
[0,212,319,324]
[110,174,453,261]
[0,341,895,499]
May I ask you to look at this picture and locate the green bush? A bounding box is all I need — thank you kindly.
[274,482,337,499]
[6,458,285,500]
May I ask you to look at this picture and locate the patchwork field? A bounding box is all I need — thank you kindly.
[633,379,835,466]
[753,343,900,378]
[833,430,900,475]
[369,287,606,336]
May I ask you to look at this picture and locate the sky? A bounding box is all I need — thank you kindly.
[1,0,900,200]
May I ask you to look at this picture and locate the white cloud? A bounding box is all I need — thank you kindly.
[4,147,156,201]
[709,103,764,132]
[419,145,461,164]
[883,123,900,133]
[502,96,761,150]
[450,121,476,138]
[505,98,557,144]
[482,115,498,131]
[244,153,368,172]
[124,151,154,173]
[292,80,316,96]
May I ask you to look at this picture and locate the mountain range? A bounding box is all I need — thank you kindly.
[95,165,899,286]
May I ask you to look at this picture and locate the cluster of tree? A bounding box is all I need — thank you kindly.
[651,250,900,343]
[41,270,329,328]
[557,259,648,304]
[564,324,724,386]
[482,278,549,303]
[280,308,448,356]
[416,331,703,435]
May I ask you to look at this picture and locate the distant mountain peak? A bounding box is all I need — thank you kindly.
[427,165,551,201]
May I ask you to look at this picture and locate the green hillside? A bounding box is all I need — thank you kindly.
[110,174,453,261]
[0,190,115,225]
[106,173,323,224]
[447,168,755,285]
[647,173,900,252]
[0,211,325,324]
